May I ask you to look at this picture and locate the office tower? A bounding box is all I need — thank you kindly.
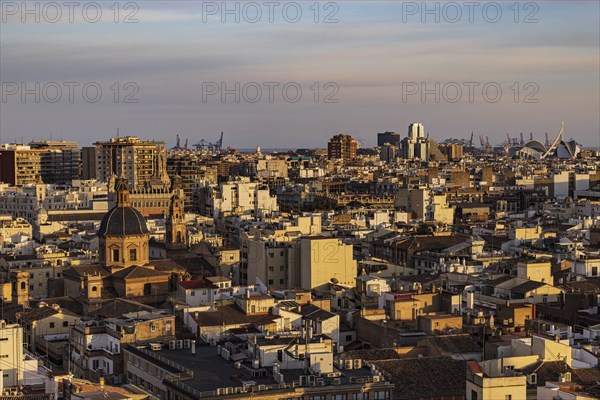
[94,136,169,188]
[29,141,80,185]
[408,123,425,141]
[327,134,358,162]
[401,122,431,160]
[377,131,401,148]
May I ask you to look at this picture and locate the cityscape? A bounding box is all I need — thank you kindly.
[1,1,600,400]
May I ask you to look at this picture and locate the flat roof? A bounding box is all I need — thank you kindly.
[156,345,276,391]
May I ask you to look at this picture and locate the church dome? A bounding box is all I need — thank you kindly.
[98,207,149,236]
[98,177,149,237]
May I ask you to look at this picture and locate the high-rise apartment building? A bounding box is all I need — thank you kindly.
[81,146,97,179]
[0,144,42,185]
[167,152,218,209]
[327,134,357,162]
[29,141,80,185]
[94,136,169,188]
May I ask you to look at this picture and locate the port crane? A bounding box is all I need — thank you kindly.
[194,131,224,152]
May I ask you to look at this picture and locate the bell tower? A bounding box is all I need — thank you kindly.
[166,176,187,250]
[10,271,29,306]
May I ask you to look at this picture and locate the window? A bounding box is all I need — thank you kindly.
[150,323,156,332]
[190,291,195,296]
[92,286,97,292]
[373,391,390,400]
[471,390,478,400]
[593,266,598,276]
[268,279,273,285]
[113,249,120,262]
[63,321,68,327]
[309,396,325,400]
[49,322,55,328]
[333,395,347,400]
[130,248,137,262]
[505,396,512,400]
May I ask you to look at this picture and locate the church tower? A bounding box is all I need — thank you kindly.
[166,176,187,250]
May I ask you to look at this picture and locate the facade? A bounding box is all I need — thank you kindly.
[29,141,81,185]
[0,144,43,185]
[81,146,97,179]
[15,304,81,353]
[68,313,175,383]
[377,131,401,148]
[196,179,278,219]
[466,360,527,400]
[299,237,357,290]
[328,134,358,162]
[167,152,217,209]
[94,136,169,188]
[0,320,24,389]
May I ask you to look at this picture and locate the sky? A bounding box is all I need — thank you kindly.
[0,1,598,149]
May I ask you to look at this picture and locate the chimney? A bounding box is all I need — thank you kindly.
[191,339,196,355]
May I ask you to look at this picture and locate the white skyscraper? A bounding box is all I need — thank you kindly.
[408,123,425,141]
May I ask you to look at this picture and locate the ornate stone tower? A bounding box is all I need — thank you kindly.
[166,175,187,250]
[10,271,29,306]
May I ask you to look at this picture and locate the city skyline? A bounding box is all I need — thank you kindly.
[1,1,598,147]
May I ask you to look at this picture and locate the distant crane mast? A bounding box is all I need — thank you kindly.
[194,131,224,152]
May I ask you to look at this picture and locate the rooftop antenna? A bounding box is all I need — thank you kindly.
[519,132,524,145]
[529,132,533,141]
[545,132,550,147]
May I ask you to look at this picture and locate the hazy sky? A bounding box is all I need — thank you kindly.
[1,1,598,148]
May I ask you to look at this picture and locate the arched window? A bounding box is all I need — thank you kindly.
[21,282,26,290]
[176,231,182,243]
[92,286,98,292]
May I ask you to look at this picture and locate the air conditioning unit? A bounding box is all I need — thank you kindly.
[184,339,191,348]
[345,360,353,369]
[373,376,381,382]
[234,362,241,369]
[225,387,234,394]
[316,379,325,386]
[333,378,341,385]
[168,340,176,349]
[176,340,183,349]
